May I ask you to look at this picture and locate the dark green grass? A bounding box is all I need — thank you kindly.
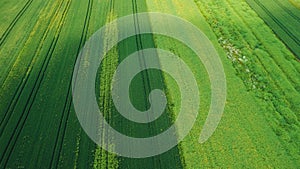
[0,0,183,168]
[0,0,101,168]
[246,0,300,58]
[103,0,183,168]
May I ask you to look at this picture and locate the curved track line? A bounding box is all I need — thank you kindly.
[273,0,300,22]
[0,0,64,135]
[0,0,33,47]
[247,0,300,59]
[49,0,93,168]
[0,0,72,167]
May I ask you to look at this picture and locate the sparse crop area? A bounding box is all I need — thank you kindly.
[0,0,299,168]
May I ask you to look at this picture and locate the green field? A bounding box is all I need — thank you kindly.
[246,0,300,58]
[0,0,299,168]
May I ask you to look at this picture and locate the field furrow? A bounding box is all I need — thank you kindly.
[0,0,73,168]
[256,0,298,46]
[246,0,300,58]
[0,0,65,136]
[0,0,33,47]
[0,0,61,89]
[195,0,299,166]
[0,0,299,168]
[110,0,183,168]
[273,0,300,22]
[49,0,94,168]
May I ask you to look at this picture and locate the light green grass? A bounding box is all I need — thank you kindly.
[289,0,300,8]
[147,0,300,168]
[1,0,299,168]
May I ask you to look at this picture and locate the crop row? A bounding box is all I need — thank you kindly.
[0,0,111,168]
[50,0,94,168]
[246,0,300,58]
[195,0,300,166]
[289,0,300,8]
[0,0,33,47]
[108,0,183,168]
[93,1,119,168]
[273,0,300,22]
[147,0,300,167]
[0,0,71,167]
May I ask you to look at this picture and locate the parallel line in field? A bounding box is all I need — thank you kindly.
[133,1,183,167]
[208,0,300,137]
[0,0,33,47]
[0,0,65,135]
[113,0,159,167]
[132,0,153,117]
[48,0,93,168]
[224,0,300,125]
[0,0,72,167]
[197,0,298,160]
[252,0,300,45]
[105,1,115,167]
[247,0,300,58]
[96,0,117,167]
[131,0,163,167]
[0,0,56,90]
[133,0,156,139]
[273,0,300,22]
[133,4,165,163]
[225,0,300,95]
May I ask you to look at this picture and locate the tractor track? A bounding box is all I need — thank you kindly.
[104,0,115,167]
[0,0,33,47]
[0,0,72,167]
[273,0,300,23]
[0,0,59,90]
[196,0,299,161]
[48,0,93,168]
[0,0,65,136]
[225,0,300,98]
[132,0,157,148]
[251,0,300,45]
[124,0,181,168]
[246,0,300,58]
